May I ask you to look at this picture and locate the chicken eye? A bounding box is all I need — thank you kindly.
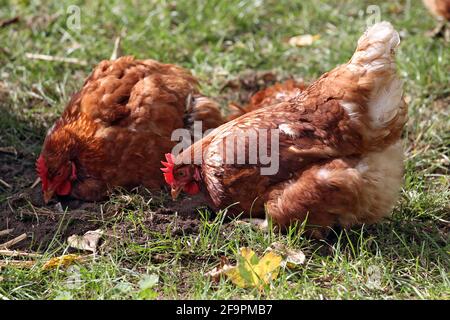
[177,171,185,177]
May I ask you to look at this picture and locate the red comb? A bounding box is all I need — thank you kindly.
[36,155,48,190]
[160,153,175,185]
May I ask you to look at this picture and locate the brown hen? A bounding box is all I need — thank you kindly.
[37,56,224,203]
[163,22,408,238]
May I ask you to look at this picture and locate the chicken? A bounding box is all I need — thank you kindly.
[37,56,224,203]
[162,22,408,238]
[422,0,450,40]
[226,79,306,121]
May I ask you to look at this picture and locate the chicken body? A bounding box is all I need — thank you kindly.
[172,22,407,237]
[38,56,224,202]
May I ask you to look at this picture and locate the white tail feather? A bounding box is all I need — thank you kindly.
[350,21,400,70]
[348,22,403,128]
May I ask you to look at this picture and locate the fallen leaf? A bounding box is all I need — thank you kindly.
[42,254,83,270]
[288,34,320,47]
[204,256,234,282]
[267,242,306,269]
[224,247,282,290]
[67,229,103,253]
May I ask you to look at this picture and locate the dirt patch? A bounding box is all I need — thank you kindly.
[0,184,207,252]
[0,187,105,251]
[0,200,205,252]
[218,70,279,107]
[0,151,37,194]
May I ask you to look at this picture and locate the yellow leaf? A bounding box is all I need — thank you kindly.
[224,266,248,288]
[224,247,282,290]
[257,251,282,281]
[42,254,83,270]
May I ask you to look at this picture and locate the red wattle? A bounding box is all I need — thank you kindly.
[184,182,200,195]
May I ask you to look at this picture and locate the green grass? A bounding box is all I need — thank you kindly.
[0,0,449,300]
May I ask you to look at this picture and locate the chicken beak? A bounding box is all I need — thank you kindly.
[43,189,55,204]
[171,186,182,200]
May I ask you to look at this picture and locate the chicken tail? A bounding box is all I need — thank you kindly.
[345,21,405,131]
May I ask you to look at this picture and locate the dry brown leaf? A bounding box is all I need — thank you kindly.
[204,256,234,282]
[67,229,103,253]
[288,34,320,47]
[267,242,306,269]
